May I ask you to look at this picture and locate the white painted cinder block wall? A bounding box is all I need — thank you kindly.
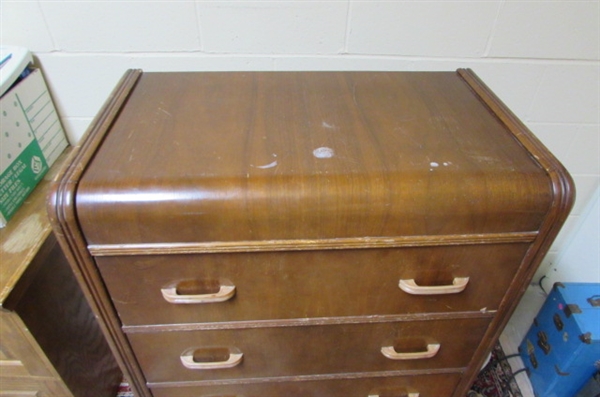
[2,1,599,283]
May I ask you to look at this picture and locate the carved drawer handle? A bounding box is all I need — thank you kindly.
[398,277,469,295]
[161,283,235,304]
[180,347,243,370]
[381,343,440,360]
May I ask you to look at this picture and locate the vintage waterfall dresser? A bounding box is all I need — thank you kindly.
[49,70,574,397]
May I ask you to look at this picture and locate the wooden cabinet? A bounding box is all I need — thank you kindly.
[0,151,121,397]
[0,314,73,397]
[49,70,574,397]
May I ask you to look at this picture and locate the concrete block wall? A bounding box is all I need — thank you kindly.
[2,0,599,280]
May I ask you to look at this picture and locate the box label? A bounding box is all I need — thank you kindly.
[0,139,48,221]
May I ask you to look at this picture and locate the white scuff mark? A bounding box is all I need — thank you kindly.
[322,121,336,129]
[128,147,136,163]
[254,160,278,169]
[443,161,451,166]
[113,298,136,305]
[313,147,334,159]
[480,307,488,313]
[352,83,358,106]
[126,129,136,140]
[430,162,439,168]
[473,155,499,164]
[158,107,172,117]
[250,153,278,169]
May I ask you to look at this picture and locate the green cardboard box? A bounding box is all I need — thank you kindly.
[1,67,68,227]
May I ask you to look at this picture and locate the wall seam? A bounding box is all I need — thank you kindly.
[482,0,506,57]
[27,51,600,67]
[343,0,352,54]
[193,1,204,51]
[35,0,59,52]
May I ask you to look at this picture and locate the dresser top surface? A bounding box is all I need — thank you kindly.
[72,70,565,244]
[83,71,540,181]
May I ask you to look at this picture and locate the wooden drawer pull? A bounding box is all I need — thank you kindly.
[161,283,235,304]
[398,277,469,295]
[381,343,440,360]
[180,347,243,370]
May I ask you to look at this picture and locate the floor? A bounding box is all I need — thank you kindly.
[499,284,548,397]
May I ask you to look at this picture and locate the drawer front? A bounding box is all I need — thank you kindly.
[128,318,489,383]
[98,244,528,326]
[149,373,462,397]
[0,376,73,397]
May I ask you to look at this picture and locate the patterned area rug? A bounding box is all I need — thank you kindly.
[116,343,522,397]
[116,383,133,397]
[468,343,523,397]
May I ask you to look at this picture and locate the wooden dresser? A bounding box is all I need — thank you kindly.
[0,150,122,397]
[48,70,574,397]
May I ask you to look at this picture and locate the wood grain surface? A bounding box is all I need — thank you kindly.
[0,148,121,397]
[8,234,122,397]
[149,372,462,397]
[97,243,528,326]
[48,70,575,397]
[76,71,553,245]
[0,149,70,305]
[129,317,490,383]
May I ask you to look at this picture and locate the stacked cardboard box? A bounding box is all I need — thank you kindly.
[1,46,68,227]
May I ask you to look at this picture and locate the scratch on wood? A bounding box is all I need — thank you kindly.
[2,214,43,254]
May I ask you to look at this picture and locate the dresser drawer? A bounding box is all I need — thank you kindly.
[0,376,72,397]
[127,317,489,383]
[98,244,528,326]
[149,372,462,397]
